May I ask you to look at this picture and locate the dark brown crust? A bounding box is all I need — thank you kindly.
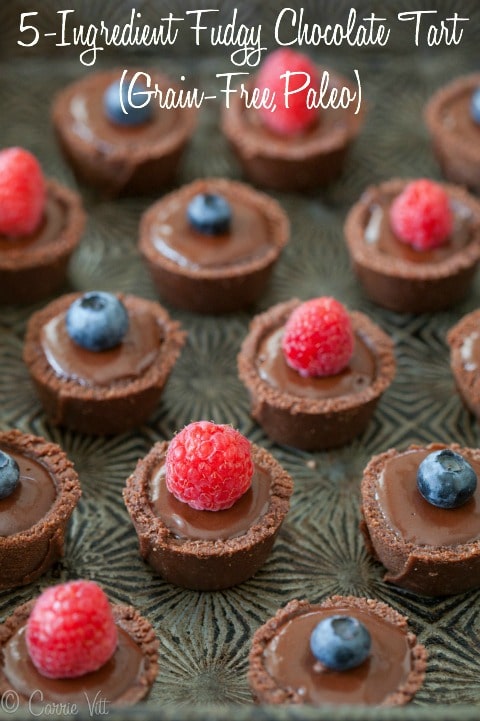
[425,73,480,193]
[221,70,364,191]
[248,596,427,706]
[0,600,158,706]
[23,293,186,435]
[51,68,197,197]
[361,442,480,596]
[0,430,81,590]
[344,178,480,313]
[139,178,290,314]
[123,442,293,590]
[237,299,396,450]
[0,179,85,304]
[448,309,480,419]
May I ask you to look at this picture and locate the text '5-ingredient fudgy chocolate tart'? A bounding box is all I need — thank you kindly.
[425,73,480,194]
[237,297,395,450]
[448,309,480,422]
[123,421,293,590]
[248,596,426,706]
[23,291,185,435]
[0,581,158,706]
[345,178,480,313]
[0,430,81,590]
[221,48,364,191]
[0,147,85,305]
[52,68,197,197]
[361,443,480,596]
[139,177,289,314]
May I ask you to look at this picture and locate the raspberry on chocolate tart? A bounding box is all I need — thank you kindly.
[0,581,158,705]
[448,309,480,422]
[248,596,426,706]
[23,291,185,435]
[0,430,81,590]
[361,443,480,596]
[123,421,293,590]
[52,68,197,197]
[221,48,365,191]
[344,178,480,313]
[237,297,395,450]
[0,147,85,304]
[139,177,289,314]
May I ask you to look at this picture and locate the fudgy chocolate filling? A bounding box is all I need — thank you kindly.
[2,624,144,704]
[364,190,474,264]
[459,330,480,372]
[149,462,271,541]
[41,309,163,387]
[438,87,480,144]
[0,448,56,536]
[377,449,480,546]
[263,606,412,706]
[0,196,66,252]
[68,75,179,151]
[150,195,272,271]
[257,327,376,400]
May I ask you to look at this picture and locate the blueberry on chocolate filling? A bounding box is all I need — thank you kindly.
[417,449,477,509]
[470,88,480,125]
[66,291,129,352]
[0,450,20,499]
[187,193,232,235]
[104,79,152,126]
[310,615,371,671]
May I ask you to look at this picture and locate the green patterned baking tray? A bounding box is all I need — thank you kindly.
[2,1,480,719]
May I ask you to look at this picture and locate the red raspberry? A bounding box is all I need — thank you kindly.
[256,49,319,135]
[0,147,46,236]
[165,421,254,511]
[282,297,354,377]
[26,580,118,679]
[390,179,453,250]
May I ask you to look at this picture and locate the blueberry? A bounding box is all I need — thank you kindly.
[471,88,480,125]
[310,615,371,671]
[0,451,20,500]
[104,79,152,126]
[66,292,129,352]
[187,193,232,235]
[417,449,477,509]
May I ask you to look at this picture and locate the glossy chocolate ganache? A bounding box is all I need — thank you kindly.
[0,195,66,254]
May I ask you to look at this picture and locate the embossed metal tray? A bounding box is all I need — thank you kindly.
[2,1,480,719]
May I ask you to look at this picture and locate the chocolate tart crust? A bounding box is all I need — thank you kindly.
[425,73,480,194]
[52,68,197,198]
[361,442,480,596]
[448,309,480,420]
[139,177,290,315]
[0,601,158,706]
[248,596,427,706]
[0,179,85,305]
[0,430,81,590]
[123,442,293,591]
[221,70,364,192]
[23,293,186,435]
[237,299,396,450]
[344,178,480,313]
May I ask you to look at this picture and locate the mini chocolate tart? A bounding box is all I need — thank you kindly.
[361,443,480,596]
[248,596,426,706]
[23,293,186,436]
[221,71,364,192]
[237,299,395,450]
[123,441,293,590]
[425,73,480,194]
[0,601,158,706]
[0,430,81,590]
[344,178,480,313]
[0,179,85,305]
[52,68,197,197]
[448,309,480,421]
[139,177,289,314]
